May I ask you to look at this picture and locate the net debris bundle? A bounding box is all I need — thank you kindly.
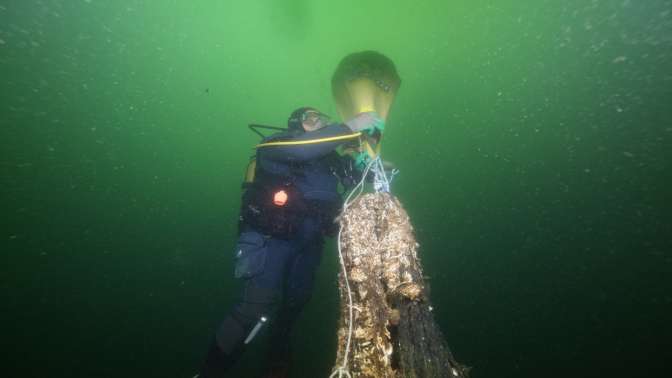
[332,192,469,378]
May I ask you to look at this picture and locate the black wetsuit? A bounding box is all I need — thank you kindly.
[200,123,358,377]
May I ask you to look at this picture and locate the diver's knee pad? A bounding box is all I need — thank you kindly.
[216,284,281,353]
[234,283,281,322]
[215,315,246,355]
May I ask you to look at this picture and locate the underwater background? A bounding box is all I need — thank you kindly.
[2,0,670,377]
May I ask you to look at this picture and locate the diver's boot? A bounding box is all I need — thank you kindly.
[199,339,238,378]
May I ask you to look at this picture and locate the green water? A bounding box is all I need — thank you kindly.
[2,1,670,377]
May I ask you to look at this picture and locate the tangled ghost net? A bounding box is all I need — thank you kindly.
[330,159,469,378]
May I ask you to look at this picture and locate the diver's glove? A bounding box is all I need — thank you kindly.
[353,153,396,170]
[345,111,385,133]
[354,151,372,172]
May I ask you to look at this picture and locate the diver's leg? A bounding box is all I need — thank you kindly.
[200,234,293,378]
[264,230,325,375]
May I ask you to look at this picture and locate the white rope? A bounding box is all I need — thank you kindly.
[330,157,375,378]
[373,158,397,192]
[329,222,354,378]
[330,156,398,378]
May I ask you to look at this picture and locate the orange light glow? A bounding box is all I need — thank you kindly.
[273,190,288,206]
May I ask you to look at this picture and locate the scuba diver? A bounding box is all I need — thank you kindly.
[198,107,383,378]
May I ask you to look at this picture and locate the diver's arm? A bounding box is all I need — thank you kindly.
[259,123,358,162]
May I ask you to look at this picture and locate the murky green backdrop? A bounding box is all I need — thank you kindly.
[2,1,670,377]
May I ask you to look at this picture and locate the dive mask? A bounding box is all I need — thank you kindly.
[302,110,331,127]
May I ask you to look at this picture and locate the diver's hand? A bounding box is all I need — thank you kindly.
[345,112,384,133]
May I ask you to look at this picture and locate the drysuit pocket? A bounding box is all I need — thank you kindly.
[234,231,267,279]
